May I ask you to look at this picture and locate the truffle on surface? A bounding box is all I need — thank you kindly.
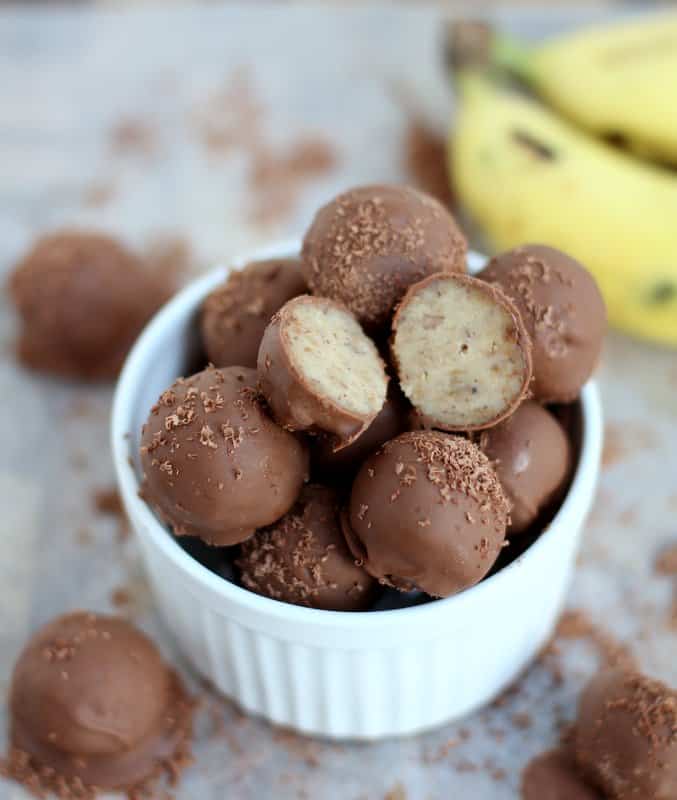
[6,612,192,796]
[575,668,677,800]
[8,230,171,380]
[236,485,376,611]
[200,258,307,369]
[480,400,571,534]
[521,749,601,800]
[301,184,467,329]
[140,366,309,546]
[342,431,510,598]
[392,272,532,431]
[478,244,606,403]
[257,295,389,446]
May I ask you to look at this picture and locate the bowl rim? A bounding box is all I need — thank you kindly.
[111,239,603,631]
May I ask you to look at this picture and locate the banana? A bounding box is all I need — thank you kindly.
[449,73,677,347]
[489,13,677,164]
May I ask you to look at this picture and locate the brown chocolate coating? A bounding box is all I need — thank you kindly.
[391,272,533,432]
[236,485,376,611]
[200,258,307,369]
[140,366,309,546]
[257,295,389,445]
[342,431,510,597]
[522,750,601,800]
[575,669,677,800]
[479,245,606,403]
[301,184,467,329]
[480,401,571,534]
[8,230,171,380]
[8,612,192,794]
[311,384,411,480]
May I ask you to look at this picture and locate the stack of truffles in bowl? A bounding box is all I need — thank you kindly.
[138,184,606,612]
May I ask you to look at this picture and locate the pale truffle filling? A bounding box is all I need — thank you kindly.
[284,302,387,417]
[394,278,528,428]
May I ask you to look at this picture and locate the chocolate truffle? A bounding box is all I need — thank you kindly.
[575,668,677,800]
[311,384,410,480]
[140,366,309,546]
[8,230,171,380]
[391,273,533,431]
[522,750,601,800]
[342,431,510,597]
[480,401,571,534]
[200,258,307,369]
[478,245,606,403]
[236,485,376,611]
[7,612,192,796]
[302,184,467,329]
[257,295,389,446]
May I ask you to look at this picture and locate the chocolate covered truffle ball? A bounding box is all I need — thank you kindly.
[478,245,606,403]
[7,612,192,795]
[236,485,376,611]
[342,431,510,597]
[302,184,467,329]
[258,295,389,446]
[311,384,410,480]
[480,401,571,534]
[575,668,677,800]
[140,366,309,546]
[391,273,533,431]
[200,258,307,368]
[8,230,171,380]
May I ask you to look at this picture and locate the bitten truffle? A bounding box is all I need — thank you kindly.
[6,613,192,797]
[342,431,510,597]
[8,230,171,380]
[575,669,677,800]
[200,258,307,368]
[140,366,309,546]
[478,244,606,403]
[391,273,532,431]
[311,384,411,480]
[480,401,571,534]
[302,184,467,329]
[257,295,389,446]
[236,485,376,611]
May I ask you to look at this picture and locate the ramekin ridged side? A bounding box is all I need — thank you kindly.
[112,243,602,740]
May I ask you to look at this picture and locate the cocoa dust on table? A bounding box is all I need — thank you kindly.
[92,487,130,540]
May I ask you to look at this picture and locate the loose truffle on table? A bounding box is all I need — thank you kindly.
[200,258,307,369]
[8,230,171,380]
[480,400,571,534]
[478,244,606,403]
[391,273,532,431]
[311,384,410,481]
[301,184,467,329]
[6,612,192,797]
[574,668,677,800]
[521,750,601,800]
[257,295,389,446]
[236,485,376,611]
[342,431,510,598]
[140,366,309,546]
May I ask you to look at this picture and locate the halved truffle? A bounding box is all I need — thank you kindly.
[342,430,510,597]
[6,612,193,796]
[200,258,306,368]
[257,295,389,446]
[302,184,467,329]
[391,273,532,431]
[140,366,309,546]
[236,485,376,611]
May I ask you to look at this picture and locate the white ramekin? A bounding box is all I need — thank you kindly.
[111,241,603,741]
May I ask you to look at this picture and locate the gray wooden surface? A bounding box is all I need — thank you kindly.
[1,5,675,799]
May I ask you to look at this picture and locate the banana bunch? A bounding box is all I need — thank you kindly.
[448,15,677,347]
